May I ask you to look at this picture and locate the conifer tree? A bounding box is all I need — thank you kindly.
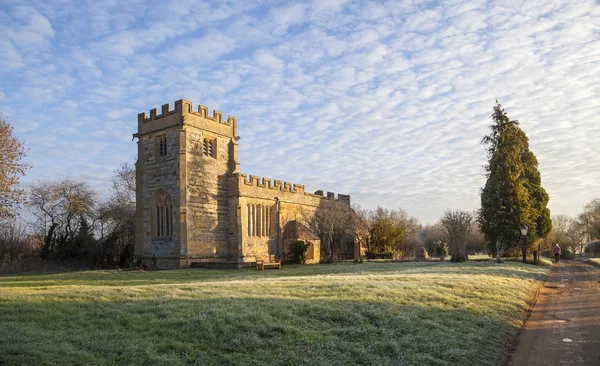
[479,102,551,261]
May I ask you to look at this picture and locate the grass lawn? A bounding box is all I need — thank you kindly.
[586,258,600,266]
[0,261,548,366]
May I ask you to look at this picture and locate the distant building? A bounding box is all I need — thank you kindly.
[133,100,354,268]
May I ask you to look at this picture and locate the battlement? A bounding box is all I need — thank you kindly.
[137,99,236,126]
[238,173,350,203]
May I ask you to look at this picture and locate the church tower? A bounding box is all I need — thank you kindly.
[134,100,240,268]
[135,99,355,269]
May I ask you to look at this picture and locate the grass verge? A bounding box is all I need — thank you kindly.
[0,261,548,366]
[585,258,600,267]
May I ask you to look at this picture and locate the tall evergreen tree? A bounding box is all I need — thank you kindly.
[479,102,551,261]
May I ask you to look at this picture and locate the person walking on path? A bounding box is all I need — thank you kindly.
[552,243,561,263]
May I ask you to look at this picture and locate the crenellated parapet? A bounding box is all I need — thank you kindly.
[237,173,350,204]
[337,194,351,204]
[138,99,236,126]
[240,173,305,194]
[136,99,238,139]
[137,101,178,123]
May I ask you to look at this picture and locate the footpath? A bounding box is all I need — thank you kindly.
[507,260,600,365]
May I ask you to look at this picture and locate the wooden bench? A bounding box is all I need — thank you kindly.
[255,255,281,271]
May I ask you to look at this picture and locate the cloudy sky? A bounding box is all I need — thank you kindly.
[1,0,598,223]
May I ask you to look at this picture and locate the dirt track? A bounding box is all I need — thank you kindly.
[507,260,600,365]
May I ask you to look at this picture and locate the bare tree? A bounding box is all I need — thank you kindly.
[552,214,571,234]
[26,163,136,268]
[111,162,136,204]
[96,162,136,239]
[28,180,97,259]
[301,204,359,262]
[404,231,424,258]
[566,219,586,255]
[350,204,371,261]
[0,217,32,262]
[549,214,587,255]
[439,210,473,262]
[420,224,446,255]
[583,199,600,240]
[403,217,422,258]
[92,163,136,266]
[550,214,574,253]
[0,115,29,218]
[465,222,488,254]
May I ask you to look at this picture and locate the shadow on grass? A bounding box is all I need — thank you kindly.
[544,260,600,284]
[0,261,548,289]
[0,296,517,366]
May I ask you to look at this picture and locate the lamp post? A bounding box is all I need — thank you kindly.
[520,224,528,264]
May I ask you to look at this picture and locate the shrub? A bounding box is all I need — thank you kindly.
[434,241,448,258]
[561,248,575,259]
[288,240,308,264]
[415,247,430,261]
[0,257,86,274]
[0,218,35,261]
[365,251,394,259]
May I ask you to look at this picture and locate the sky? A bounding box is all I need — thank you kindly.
[1,0,599,224]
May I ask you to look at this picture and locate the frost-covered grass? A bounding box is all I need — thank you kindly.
[586,258,600,266]
[468,254,493,261]
[0,261,547,366]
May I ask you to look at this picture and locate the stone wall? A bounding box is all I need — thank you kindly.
[185,128,235,261]
[135,113,182,268]
[305,240,320,263]
[232,173,353,262]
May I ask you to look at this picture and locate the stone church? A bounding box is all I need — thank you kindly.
[133,99,355,269]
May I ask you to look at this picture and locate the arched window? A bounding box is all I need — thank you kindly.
[154,190,173,237]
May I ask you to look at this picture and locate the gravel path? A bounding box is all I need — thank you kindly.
[507,260,600,365]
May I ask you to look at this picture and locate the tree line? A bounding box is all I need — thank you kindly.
[2,103,600,271]
[0,161,136,271]
[299,203,487,263]
[541,201,600,257]
[296,101,600,264]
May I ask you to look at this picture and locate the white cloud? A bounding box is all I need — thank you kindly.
[1,0,599,223]
[310,0,347,15]
[270,3,307,35]
[0,39,24,70]
[403,8,442,33]
[8,5,55,44]
[254,49,285,70]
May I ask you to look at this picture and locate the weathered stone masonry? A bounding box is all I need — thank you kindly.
[134,99,352,268]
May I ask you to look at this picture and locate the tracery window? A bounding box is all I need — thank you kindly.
[154,190,172,237]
